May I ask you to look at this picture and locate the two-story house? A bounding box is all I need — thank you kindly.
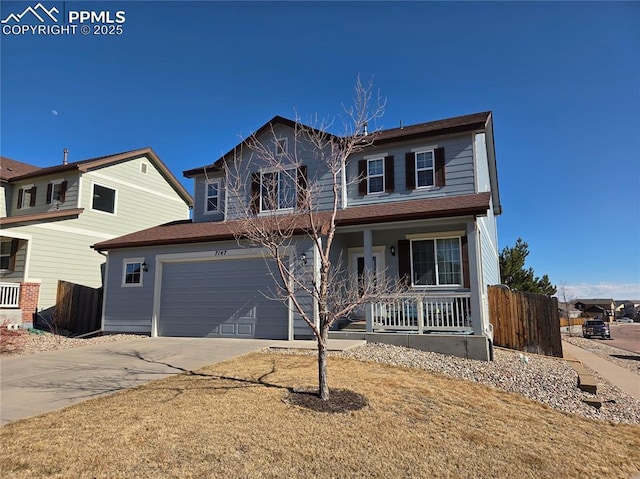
[93,112,501,360]
[0,148,193,326]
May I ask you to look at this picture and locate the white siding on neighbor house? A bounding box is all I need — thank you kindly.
[1,155,190,311]
[347,133,477,207]
[79,159,189,237]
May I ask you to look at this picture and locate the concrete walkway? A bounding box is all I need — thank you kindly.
[0,337,365,425]
[562,340,640,400]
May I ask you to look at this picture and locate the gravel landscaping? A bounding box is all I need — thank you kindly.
[0,328,146,356]
[335,343,640,425]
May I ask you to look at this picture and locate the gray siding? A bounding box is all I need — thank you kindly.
[191,174,225,222]
[347,133,476,206]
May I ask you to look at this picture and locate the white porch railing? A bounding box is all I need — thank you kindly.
[371,292,472,333]
[0,283,20,308]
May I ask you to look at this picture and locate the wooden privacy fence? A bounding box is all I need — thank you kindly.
[488,286,562,357]
[55,280,103,335]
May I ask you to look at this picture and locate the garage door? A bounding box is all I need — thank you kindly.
[158,258,288,339]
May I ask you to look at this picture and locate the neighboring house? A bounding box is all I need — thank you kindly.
[574,299,615,319]
[558,302,581,320]
[0,148,193,325]
[94,112,502,360]
[619,300,640,319]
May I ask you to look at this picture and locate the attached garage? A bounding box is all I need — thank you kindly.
[156,255,289,339]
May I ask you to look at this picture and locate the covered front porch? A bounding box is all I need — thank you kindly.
[0,234,39,326]
[321,216,493,360]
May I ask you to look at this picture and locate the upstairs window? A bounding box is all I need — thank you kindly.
[405,147,446,190]
[275,138,288,156]
[415,151,434,188]
[92,183,116,214]
[17,186,36,209]
[46,180,68,205]
[367,158,384,194]
[358,156,395,195]
[205,181,219,213]
[250,166,307,214]
[261,169,296,211]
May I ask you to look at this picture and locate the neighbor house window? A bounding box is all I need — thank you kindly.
[92,184,116,214]
[0,240,13,270]
[17,185,36,209]
[415,150,434,188]
[122,259,144,286]
[260,168,296,211]
[411,237,462,286]
[367,158,384,194]
[47,180,68,205]
[205,181,219,213]
[275,138,287,156]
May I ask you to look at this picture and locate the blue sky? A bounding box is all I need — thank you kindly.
[2,1,639,299]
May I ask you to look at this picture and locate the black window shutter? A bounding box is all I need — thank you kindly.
[296,166,308,209]
[358,160,367,195]
[17,189,23,209]
[384,156,394,193]
[46,183,53,204]
[405,153,415,190]
[435,147,446,187]
[397,239,411,285]
[60,181,68,202]
[8,239,19,271]
[29,187,37,207]
[250,173,260,214]
[461,235,470,288]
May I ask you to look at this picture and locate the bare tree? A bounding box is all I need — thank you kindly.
[223,78,405,400]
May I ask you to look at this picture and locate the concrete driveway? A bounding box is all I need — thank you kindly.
[0,337,277,425]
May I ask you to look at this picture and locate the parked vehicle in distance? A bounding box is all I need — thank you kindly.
[617,317,634,323]
[582,319,611,339]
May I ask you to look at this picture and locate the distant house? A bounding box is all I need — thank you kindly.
[619,300,640,319]
[94,111,502,360]
[574,299,615,319]
[0,148,193,326]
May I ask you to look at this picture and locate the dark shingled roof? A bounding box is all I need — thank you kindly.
[183,111,492,178]
[0,157,41,181]
[93,192,491,251]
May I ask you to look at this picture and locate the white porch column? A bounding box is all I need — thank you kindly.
[466,221,484,335]
[363,228,374,332]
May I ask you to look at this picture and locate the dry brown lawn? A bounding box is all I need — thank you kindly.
[1,351,639,479]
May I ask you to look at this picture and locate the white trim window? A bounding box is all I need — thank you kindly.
[411,237,462,286]
[367,158,384,194]
[260,167,296,212]
[205,180,220,213]
[17,185,36,209]
[275,138,288,156]
[91,183,117,214]
[122,258,145,287]
[415,150,435,188]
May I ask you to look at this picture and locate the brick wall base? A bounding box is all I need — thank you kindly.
[19,282,40,325]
